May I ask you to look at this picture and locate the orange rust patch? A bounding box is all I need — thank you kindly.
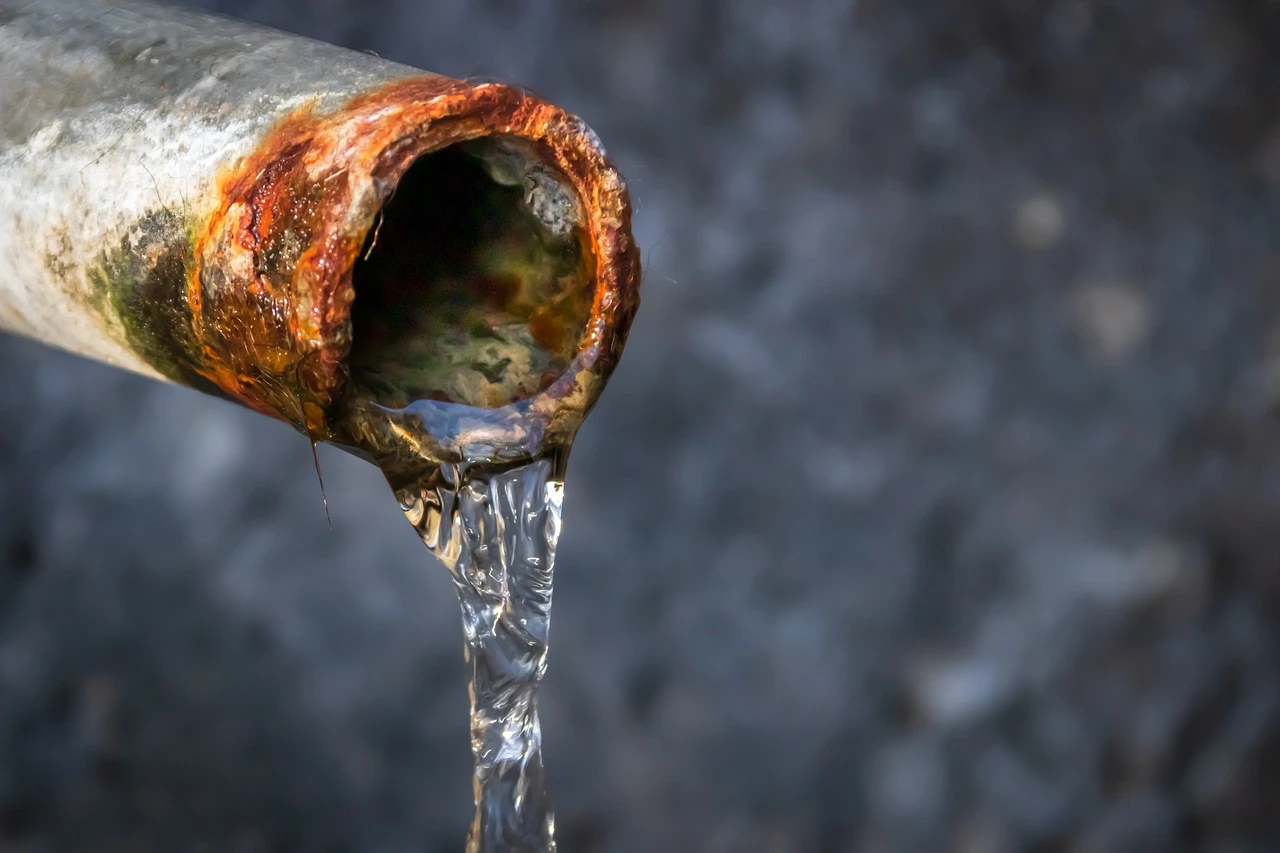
[187,73,639,438]
[528,305,568,354]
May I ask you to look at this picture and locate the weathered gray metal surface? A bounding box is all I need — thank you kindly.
[0,0,419,383]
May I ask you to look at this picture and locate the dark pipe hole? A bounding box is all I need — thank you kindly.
[347,138,594,410]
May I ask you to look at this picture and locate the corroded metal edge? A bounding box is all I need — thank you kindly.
[185,76,642,443]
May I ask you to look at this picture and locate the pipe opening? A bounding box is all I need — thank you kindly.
[347,136,596,411]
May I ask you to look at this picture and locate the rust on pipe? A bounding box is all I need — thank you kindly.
[0,0,640,474]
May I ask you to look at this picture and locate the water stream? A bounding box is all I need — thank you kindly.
[395,455,565,852]
[335,135,608,852]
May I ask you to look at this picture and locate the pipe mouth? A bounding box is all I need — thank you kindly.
[347,136,596,411]
[327,82,641,473]
[193,77,640,470]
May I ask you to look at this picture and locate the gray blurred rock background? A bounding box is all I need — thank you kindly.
[3,0,1280,850]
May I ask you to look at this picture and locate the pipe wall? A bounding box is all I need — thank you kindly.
[0,0,639,456]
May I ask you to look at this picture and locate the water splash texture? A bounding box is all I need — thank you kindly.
[397,457,561,853]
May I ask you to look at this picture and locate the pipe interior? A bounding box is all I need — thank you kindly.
[347,136,595,410]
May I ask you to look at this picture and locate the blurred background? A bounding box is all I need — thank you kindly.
[3,0,1280,850]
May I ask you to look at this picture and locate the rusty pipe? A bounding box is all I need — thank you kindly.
[0,0,640,473]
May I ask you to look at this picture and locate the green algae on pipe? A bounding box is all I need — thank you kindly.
[0,0,641,471]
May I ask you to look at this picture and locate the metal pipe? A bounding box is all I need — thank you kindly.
[0,0,640,470]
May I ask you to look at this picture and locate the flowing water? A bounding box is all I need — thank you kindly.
[334,136,610,851]
[394,455,565,852]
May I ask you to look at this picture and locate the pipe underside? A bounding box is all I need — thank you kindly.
[0,0,640,469]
